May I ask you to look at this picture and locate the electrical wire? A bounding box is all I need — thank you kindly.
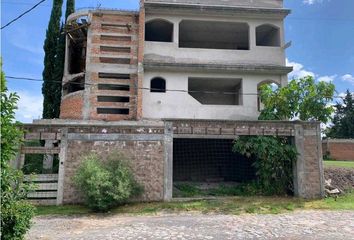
[1,0,47,30]
[5,75,351,99]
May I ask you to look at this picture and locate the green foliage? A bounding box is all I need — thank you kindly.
[73,153,142,212]
[233,76,335,195]
[43,0,75,119]
[233,136,297,195]
[1,63,34,240]
[65,0,75,19]
[326,90,354,139]
[259,76,335,123]
[1,200,35,240]
[42,0,63,119]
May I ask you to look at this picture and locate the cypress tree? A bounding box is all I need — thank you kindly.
[51,23,65,118]
[65,0,75,19]
[42,0,63,119]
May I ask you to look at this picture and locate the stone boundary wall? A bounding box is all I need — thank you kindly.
[22,119,324,205]
[322,139,354,161]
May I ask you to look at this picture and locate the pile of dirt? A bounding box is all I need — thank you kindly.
[324,167,354,192]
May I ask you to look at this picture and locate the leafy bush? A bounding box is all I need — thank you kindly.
[1,200,35,240]
[1,60,34,240]
[73,153,142,212]
[233,136,297,195]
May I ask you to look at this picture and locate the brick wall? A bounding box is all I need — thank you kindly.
[59,124,165,204]
[60,92,84,119]
[63,140,164,204]
[322,139,354,161]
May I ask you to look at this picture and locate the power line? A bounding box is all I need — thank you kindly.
[5,75,351,99]
[2,1,51,7]
[1,0,47,30]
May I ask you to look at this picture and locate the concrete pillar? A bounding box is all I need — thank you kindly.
[43,140,54,174]
[173,20,179,46]
[163,121,173,201]
[57,128,68,205]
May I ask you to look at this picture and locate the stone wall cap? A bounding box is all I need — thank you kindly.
[322,138,354,143]
[163,118,321,125]
[28,119,165,128]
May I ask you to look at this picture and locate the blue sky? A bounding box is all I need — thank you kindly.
[1,0,354,122]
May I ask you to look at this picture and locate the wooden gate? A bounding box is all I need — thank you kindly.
[17,126,63,205]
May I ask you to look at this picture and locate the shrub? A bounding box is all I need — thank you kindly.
[233,136,297,195]
[73,153,142,212]
[1,60,34,240]
[1,200,35,240]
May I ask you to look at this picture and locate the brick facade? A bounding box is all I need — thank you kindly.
[60,11,141,121]
[60,92,84,119]
[322,139,354,161]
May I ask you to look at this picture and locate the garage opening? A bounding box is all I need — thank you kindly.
[179,20,249,50]
[173,138,256,197]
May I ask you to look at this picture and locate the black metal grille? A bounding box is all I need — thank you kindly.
[173,138,256,182]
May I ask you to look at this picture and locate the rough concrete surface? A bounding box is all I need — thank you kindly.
[26,210,354,240]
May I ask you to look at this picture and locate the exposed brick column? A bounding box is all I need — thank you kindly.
[294,123,324,199]
[136,0,145,119]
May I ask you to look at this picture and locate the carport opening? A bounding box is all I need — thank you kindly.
[145,19,173,42]
[256,24,280,47]
[173,138,256,197]
[179,20,249,50]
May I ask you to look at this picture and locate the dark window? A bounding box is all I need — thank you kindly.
[150,77,166,92]
[256,24,280,47]
[97,96,129,102]
[145,19,173,42]
[179,20,249,50]
[97,108,129,115]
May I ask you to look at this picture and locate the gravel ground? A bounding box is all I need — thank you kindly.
[26,210,354,240]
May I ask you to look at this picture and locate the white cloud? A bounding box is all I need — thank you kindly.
[318,75,337,83]
[303,0,328,5]
[286,59,315,79]
[15,91,43,123]
[341,74,354,85]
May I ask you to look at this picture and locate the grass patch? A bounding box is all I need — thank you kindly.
[323,160,354,169]
[35,205,91,216]
[34,191,354,216]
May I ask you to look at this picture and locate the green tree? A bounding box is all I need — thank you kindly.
[327,90,354,138]
[233,76,335,195]
[42,0,63,119]
[51,0,76,118]
[65,0,75,19]
[1,60,34,240]
[259,76,335,123]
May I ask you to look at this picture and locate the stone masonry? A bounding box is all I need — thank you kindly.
[22,119,324,205]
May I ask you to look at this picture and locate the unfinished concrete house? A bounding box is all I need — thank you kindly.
[20,0,325,205]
